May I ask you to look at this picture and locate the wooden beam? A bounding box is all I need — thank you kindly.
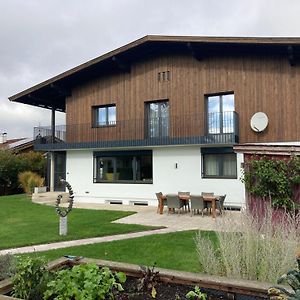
[287,45,295,66]
[28,94,64,111]
[50,83,71,97]
[186,42,203,61]
[111,56,130,72]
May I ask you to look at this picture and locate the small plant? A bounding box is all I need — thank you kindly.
[138,263,160,298]
[186,286,207,300]
[268,254,300,300]
[0,254,17,280]
[44,263,126,300]
[18,171,44,194]
[12,256,50,300]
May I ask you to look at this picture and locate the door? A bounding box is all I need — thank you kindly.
[54,152,66,191]
[146,101,169,138]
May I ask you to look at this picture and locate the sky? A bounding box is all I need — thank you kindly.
[1,0,300,139]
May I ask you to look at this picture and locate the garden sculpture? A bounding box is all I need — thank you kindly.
[55,179,74,235]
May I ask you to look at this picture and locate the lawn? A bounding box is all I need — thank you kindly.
[25,230,218,273]
[0,194,156,250]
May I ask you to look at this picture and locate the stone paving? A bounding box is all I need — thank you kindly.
[0,199,241,255]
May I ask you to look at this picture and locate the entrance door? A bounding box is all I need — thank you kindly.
[54,152,66,191]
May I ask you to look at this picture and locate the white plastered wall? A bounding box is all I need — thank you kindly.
[66,146,245,207]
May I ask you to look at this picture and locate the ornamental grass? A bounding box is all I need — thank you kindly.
[195,206,300,283]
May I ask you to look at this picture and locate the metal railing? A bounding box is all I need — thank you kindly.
[34,112,239,149]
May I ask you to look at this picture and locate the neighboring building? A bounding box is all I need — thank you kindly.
[9,35,300,207]
[0,133,34,153]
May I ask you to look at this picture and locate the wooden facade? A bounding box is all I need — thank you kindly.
[10,36,300,147]
[65,52,300,144]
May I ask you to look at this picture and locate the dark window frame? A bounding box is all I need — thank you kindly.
[201,147,237,179]
[145,99,169,138]
[93,150,153,184]
[205,92,235,135]
[92,104,116,128]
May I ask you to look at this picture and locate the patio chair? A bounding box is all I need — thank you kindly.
[201,192,214,214]
[216,194,226,215]
[166,194,184,214]
[190,195,205,217]
[155,192,167,213]
[178,191,190,212]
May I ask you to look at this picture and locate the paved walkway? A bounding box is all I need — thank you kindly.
[0,200,241,255]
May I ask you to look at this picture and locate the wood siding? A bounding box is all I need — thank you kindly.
[66,53,300,144]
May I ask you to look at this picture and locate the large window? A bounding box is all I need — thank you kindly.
[93,104,116,127]
[94,150,153,183]
[207,93,235,134]
[146,100,169,138]
[202,148,237,178]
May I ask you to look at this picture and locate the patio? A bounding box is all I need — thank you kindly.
[69,202,242,231]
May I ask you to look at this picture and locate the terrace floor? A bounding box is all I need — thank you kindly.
[33,192,242,231]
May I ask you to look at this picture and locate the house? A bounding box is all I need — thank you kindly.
[9,35,300,207]
[0,133,34,153]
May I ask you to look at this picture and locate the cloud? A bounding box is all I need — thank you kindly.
[1,0,300,138]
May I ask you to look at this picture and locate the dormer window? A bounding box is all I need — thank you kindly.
[92,104,116,127]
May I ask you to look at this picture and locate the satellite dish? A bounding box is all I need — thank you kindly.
[250,112,268,132]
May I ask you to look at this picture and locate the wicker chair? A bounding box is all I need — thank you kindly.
[190,195,205,216]
[166,194,184,214]
[201,192,214,214]
[216,194,226,215]
[155,192,167,213]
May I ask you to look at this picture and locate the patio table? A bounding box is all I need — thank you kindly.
[203,195,221,219]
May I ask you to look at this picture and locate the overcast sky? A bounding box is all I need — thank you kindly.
[1,0,300,139]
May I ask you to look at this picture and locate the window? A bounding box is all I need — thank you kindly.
[206,93,235,134]
[93,150,153,183]
[202,148,237,178]
[146,100,169,138]
[93,105,116,127]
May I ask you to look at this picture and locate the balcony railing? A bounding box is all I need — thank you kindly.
[34,112,239,150]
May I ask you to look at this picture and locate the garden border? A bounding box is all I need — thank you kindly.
[0,256,278,299]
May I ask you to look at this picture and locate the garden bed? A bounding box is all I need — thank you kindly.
[0,257,271,299]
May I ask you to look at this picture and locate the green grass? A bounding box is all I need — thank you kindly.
[25,230,217,273]
[0,194,156,250]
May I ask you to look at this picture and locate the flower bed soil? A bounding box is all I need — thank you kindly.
[116,276,228,300]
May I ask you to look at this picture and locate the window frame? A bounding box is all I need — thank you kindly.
[201,147,237,179]
[92,104,116,128]
[205,92,235,134]
[145,99,169,138]
[93,150,153,184]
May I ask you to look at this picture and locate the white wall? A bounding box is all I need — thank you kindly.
[66,146,245,207]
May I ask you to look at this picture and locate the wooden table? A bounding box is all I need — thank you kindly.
[202,195,220,219]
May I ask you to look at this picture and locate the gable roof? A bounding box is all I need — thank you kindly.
[9,35,300,112]
[0,138,33,152]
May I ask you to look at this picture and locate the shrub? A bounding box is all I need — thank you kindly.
[0,150,46,195]
[18,171,44,194]
[195,206,300,283]
[242,155,300,210]
[12,256,51,300]
[44,263,126,300]
[0,254,17,280]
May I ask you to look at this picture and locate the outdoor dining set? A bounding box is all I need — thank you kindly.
[155,192,226,218]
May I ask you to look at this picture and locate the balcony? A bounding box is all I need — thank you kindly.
[33,112,239,150]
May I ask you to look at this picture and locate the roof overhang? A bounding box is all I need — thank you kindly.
[9,35,300,112]
[234,143,300,156]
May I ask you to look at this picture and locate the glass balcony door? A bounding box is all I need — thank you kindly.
[146,101,169,138]
[207,94,235,134]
